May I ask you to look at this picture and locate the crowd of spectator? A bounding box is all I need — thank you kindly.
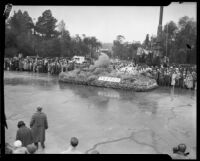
[4,56,197,90]
[113,61,197,90]
[4,57,72,75]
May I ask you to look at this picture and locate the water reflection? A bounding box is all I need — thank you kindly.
[138,98,158,115]
[4,71,195,105]
[4,77,57,90]
[170,87,174,101]
[59,82,97,99]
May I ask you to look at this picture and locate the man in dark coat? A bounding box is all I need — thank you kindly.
[16,121,33,147]
[30,107,48,149]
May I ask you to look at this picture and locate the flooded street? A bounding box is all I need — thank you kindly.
[4,71,196,157]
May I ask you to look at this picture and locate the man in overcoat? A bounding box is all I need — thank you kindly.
[30,107,48,149]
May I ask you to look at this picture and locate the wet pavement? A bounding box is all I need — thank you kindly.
[4,71,196,157]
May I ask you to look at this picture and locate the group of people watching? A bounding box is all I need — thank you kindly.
[4,56,197,90]
[113,61,197,90]
[4,57,72,75]
[5,106,99,154]
[5,106,189,157]
[5,113,189,157]
[5,106,48,154]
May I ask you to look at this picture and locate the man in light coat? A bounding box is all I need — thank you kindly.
[30,107,48,149]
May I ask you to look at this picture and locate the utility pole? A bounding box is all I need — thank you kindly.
[151,6,164,66]
[166,23,168,57]
[155,6,164,64]
[32,18,36,57]
[157,6,163,38]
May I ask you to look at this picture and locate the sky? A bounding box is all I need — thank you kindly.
[10,3,196,43]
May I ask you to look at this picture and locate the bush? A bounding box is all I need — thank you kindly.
[5,47,18,57]
[93,67,106,75]
[87,75,97,82]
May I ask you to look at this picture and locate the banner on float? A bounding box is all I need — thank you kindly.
[98,76,121,83]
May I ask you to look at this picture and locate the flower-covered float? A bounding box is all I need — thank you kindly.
[59,53,158,92]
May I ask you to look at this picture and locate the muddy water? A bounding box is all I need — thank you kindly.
[4,71,196,157]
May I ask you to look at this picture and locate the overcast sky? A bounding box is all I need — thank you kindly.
[10,2,196,43]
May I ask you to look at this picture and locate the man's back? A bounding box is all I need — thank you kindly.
[31,112,48,128]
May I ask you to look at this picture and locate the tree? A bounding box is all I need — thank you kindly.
[90,36,102,57]
[143,34,150,49]
[161,21,178,60]
[57,20,71,57]
[80,36,102,58]
[112,35,126,59]
[35,10,58,39]
[175,16,196,64]
[5,10,34,57]
[112,35,142,61]
[57,20,71,40]
[158,17,196,64]
[8,10,34,34]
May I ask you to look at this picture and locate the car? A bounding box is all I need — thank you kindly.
[72,56,85,64]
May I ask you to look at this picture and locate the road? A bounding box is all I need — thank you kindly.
[4,71,196,157]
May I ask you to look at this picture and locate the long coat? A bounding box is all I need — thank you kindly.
[30,111,48,143]
[16,126,33,147]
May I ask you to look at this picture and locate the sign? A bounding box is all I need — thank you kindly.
[98,76,121,83]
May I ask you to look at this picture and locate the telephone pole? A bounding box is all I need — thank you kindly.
[154,6,164,65]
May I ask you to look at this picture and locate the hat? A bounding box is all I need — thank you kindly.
[27,144,37,154]
[37,106,42,111]
[14,140,22,148]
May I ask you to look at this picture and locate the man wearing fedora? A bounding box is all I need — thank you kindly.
[30,106,48,149]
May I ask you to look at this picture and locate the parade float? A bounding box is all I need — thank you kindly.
[59,53,158,92]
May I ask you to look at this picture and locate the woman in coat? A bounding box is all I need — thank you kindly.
[16,121,33,147]
[186,71,193,89]
[171,70,177,89]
